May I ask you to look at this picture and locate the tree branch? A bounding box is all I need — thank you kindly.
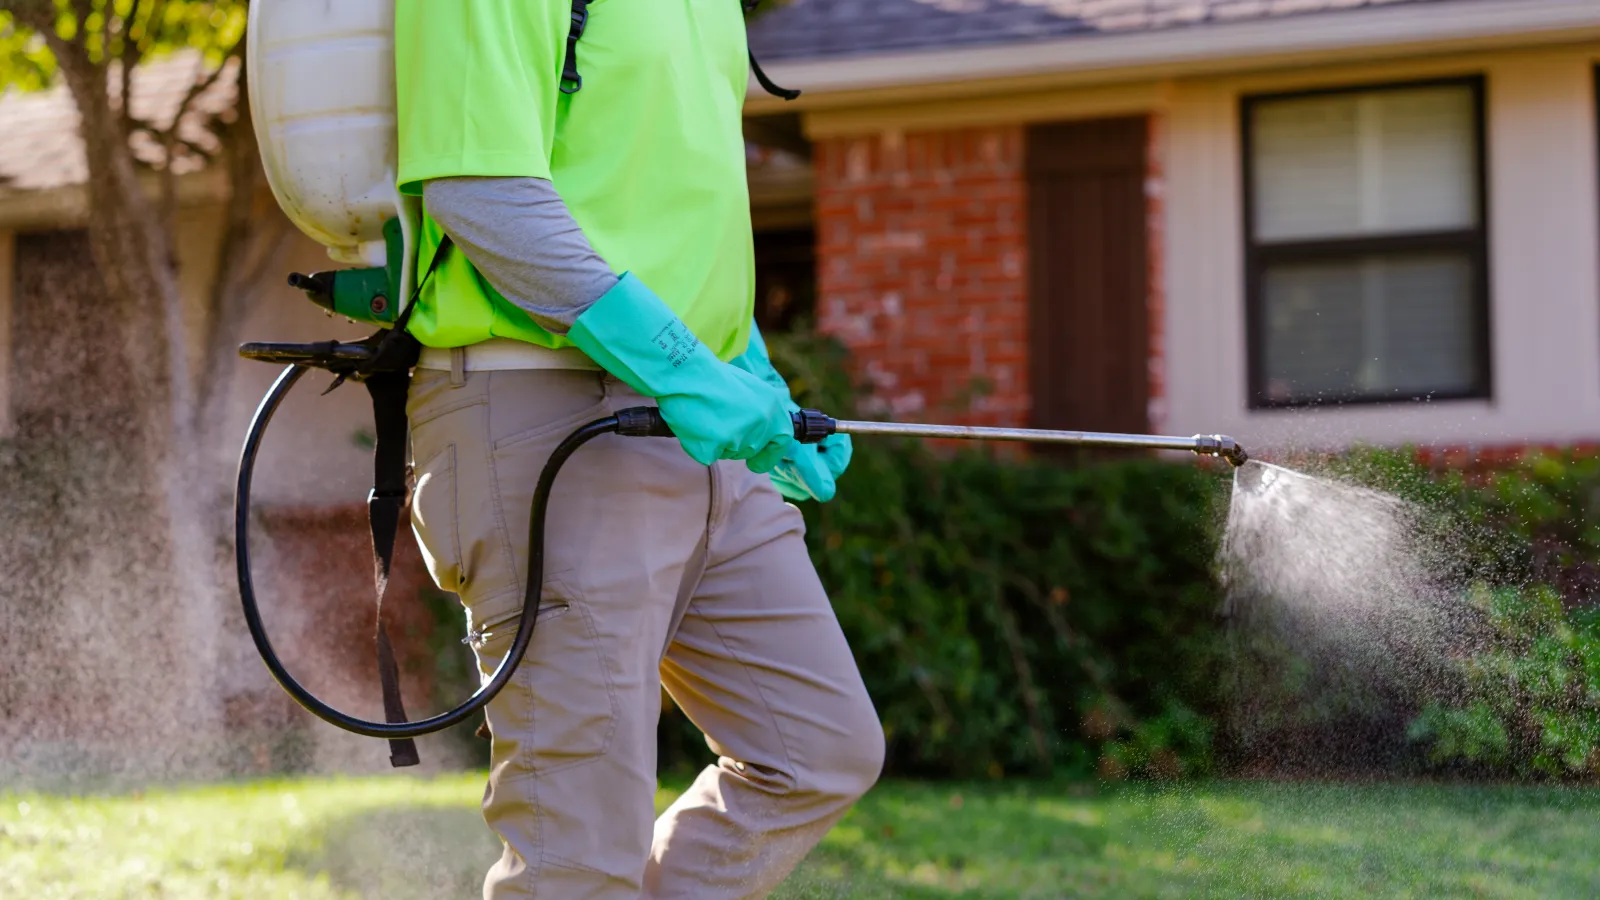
[986,576,1054,775]
[116,0,145,131]
[9,0,60,33]
[197,48,281,438]
[69,0,94,30]
[156,46,240,229]
[131,124,220,164]
[169,48,237,130]
[140,0,170,61]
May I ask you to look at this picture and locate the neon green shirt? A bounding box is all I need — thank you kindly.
[394,0,755,360]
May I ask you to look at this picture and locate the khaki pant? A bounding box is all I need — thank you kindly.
[407,366,884,899]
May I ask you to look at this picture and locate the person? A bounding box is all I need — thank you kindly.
[393,3,885,897]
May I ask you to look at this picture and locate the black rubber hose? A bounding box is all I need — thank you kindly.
[235,364,638,739]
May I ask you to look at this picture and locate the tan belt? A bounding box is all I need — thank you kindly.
[416,338,601,373]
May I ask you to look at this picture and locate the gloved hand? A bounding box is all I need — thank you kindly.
[729,321,854,502]
[568,274,793,472]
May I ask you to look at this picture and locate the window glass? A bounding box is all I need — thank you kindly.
[1261,253,1477,402]
[1253,85,1478,242]
[1246,80,1487,406]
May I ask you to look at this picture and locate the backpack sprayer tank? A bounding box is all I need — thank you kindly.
[247,0,416,326]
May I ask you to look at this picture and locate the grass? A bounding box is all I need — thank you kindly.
[3,775,1599,898]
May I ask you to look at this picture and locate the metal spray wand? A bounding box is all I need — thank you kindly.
[784,409,1250,467]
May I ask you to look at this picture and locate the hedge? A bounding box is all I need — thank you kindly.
[436,332,1600,783]
[660,331,1237,779]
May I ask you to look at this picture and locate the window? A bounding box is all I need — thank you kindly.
[1243,78,1490,407]
[752,228,816,334]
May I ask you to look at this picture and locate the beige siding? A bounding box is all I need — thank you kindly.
[0,199,390,508]
[0,203,378,505]
[1162,46,1600,451]
[195,217,376,509]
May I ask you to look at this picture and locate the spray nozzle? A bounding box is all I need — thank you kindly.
[1193,435,1249,468]
[288,271,336,306]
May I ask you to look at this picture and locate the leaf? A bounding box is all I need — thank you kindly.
[0,2,246,92]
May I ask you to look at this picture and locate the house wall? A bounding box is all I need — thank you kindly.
[1145,114,1169,434]
[208,223,377,509]
[0,202,443,772]
[1162,46,1600,453]
[0,204,373,499]
[813,127,1032,426]
[801,41,1600,452]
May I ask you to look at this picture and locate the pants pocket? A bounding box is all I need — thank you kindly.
[410,442,462,593]
[475,582,618,774]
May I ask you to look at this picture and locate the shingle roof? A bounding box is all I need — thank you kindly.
[748,0,1462,62]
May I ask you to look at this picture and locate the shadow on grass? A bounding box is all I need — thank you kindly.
[286,805,499,900]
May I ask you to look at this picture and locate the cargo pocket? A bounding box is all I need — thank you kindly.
[410,443,463,594]
[473,581,618,775]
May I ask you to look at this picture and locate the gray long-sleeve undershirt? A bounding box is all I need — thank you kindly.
[421,176,618,334]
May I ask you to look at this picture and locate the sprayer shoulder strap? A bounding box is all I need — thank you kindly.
[560,0,798,100]
[365,371,419,768]
[355,235,453,768]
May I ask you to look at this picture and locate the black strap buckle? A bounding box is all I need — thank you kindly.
[561,0,591,95]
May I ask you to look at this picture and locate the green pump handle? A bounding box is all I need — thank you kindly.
[288,217,406,327]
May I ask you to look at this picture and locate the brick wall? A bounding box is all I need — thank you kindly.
[1145,114,1168,434]
[814,126,1030,427]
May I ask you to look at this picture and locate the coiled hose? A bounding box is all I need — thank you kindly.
[234,364,681,739]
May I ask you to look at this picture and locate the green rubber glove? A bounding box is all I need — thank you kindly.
[729,321,854,502]
[568,274,792,473]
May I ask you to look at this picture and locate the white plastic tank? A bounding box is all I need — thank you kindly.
[247,0,415,293]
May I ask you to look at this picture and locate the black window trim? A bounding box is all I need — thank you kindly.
[1241,74,1494,411]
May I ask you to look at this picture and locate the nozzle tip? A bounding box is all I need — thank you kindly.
[1219,438,1248,468]
[1193,435,1249,467]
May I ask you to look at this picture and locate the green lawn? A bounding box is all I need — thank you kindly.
[3,775,1598,899]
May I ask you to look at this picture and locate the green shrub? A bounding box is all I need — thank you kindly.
[1329,447,1600,780]
[1407,702,1509,768]
[1408,584,1600,779]
[399,325,1600,783]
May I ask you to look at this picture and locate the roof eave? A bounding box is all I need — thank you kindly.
[745,0,1600,115]
[0,167,229,231]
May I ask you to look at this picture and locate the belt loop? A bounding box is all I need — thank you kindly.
[449,347,466,387]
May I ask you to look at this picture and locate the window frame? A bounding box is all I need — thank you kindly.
[1240,75,1493,410]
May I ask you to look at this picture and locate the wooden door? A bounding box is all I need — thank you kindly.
[1026,117,1150,438]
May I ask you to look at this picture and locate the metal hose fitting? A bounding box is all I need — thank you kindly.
[1192,435,1249,467]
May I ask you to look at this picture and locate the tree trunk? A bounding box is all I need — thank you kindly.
[195,62,297,715]
[42,36,226,777]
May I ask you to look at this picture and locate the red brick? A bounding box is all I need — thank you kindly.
[1146,114,1167,433]
[816,121,1152,430]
